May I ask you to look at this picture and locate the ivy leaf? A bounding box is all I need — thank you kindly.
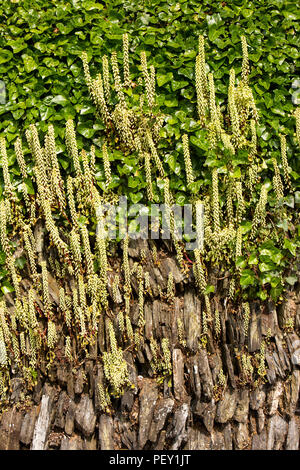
[204,285,215,294]
[241,221,252,234]
[232,167,241,179]
[171,80,188,91]
[241,8,253,18]
[58,158,70,170]
[276,219,289,231]
[24,178,35,195]
[248,253,258,265]
[165,154,177,172]
[7,39,27,53]
[176,193,187,205]
[128,176,139,188]
[51,95,69,106]
[0,50,13,64]
[188,181,202,194]
[270,286,283,301]
[236,256,247,269]
[129,192,143,204]
[164,97,178,107]
[259,261,276,272]
[78,215,88,227]
[257,290,268,301]
[39,105,54,121]
[77,125,95,138]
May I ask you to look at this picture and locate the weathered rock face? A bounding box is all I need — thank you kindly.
[74,395,97,437]
[0,249,299,451]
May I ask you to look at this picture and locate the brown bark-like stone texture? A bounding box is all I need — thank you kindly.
[0,239,299,451]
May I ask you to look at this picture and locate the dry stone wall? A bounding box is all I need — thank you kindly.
[0,240,299,450]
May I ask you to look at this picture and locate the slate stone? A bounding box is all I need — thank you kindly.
[31,394,53,450]
[138,379,158,449]
[215,389,237,423]
[0,408,23,450]
[99,415,114,450]
[20,407,38,446]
